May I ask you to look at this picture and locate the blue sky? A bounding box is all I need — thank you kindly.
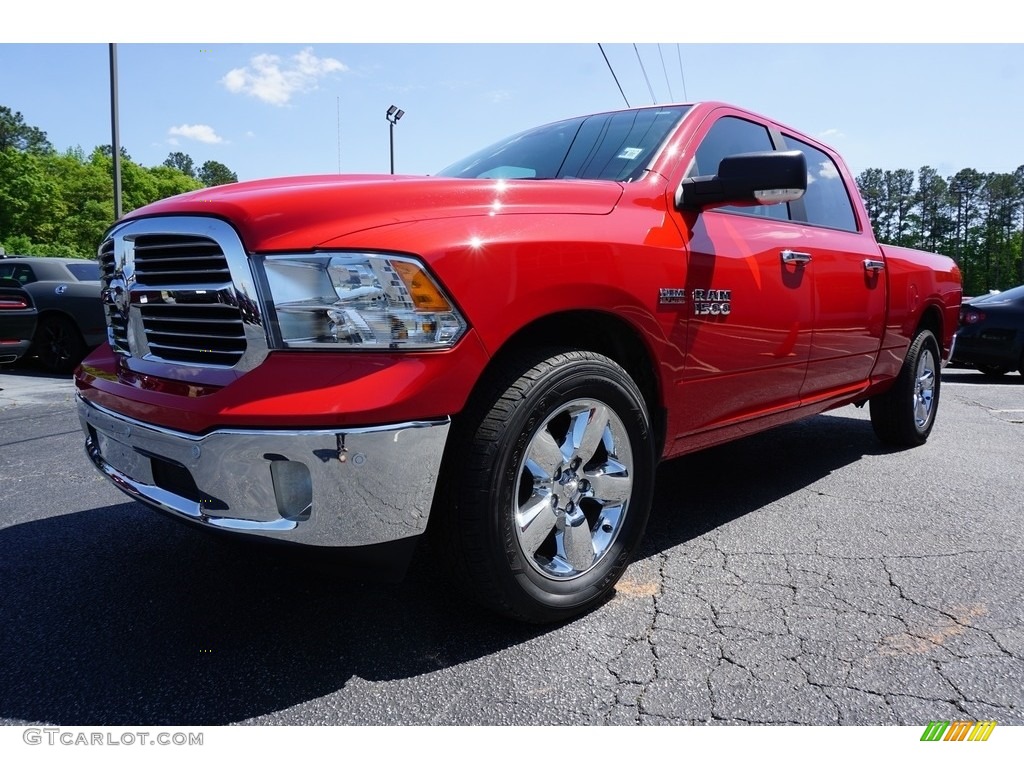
[2,4,1021,184]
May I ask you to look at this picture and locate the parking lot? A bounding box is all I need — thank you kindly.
[0,364,1021,726]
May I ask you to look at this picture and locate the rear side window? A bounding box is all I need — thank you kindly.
[688,116,790,221]
[783,135,858,232]
[66,262,100,281]
[0,264,36,284]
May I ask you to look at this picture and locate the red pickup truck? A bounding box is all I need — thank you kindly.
[76,102,961,622]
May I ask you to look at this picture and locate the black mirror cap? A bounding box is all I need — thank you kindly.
[676,150,807,210]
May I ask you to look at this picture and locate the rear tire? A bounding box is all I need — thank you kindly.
[431,348,656,623]
[32,315,86,374]
[870,329,941,447]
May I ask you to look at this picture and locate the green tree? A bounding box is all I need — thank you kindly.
[947,168,985,292]
[163,151,196,178]
[198,160,238,187]
[856,168,886,237]
[883,169,915,246]
[96,144,133,162]
[913,166,953,254]
[979,172,1022,291]
[0,148,66,247]
[149,165,203,201]
[0,106,53,153]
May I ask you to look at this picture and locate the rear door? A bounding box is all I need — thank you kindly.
[780,134,886,400]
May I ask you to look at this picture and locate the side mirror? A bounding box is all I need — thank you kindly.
[676,150,807,210]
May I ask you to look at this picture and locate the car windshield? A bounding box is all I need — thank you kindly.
[66,262,101,281]
[973,284,1024,305]
[436,106,690,183]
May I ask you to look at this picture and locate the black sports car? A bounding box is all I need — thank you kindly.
[951,284,1024,377]
[0,257,104,373]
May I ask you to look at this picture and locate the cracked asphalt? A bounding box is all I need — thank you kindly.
[0,364,1020,726]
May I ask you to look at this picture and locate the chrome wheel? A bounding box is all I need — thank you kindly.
[431,348,655,623]
[514,398,633,580]
[913,346,937,430]
[870,328,941,447]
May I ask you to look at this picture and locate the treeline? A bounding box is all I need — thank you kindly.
[0,106,238,259]
[856,165,1024,295]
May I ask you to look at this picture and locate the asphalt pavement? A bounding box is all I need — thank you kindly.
[0,363,1021,725]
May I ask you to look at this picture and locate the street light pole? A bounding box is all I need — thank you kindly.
[109,43,123,219]
[385,105,405,174]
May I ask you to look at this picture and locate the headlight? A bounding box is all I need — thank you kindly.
[261,253,467,350]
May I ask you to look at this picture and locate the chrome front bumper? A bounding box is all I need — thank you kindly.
[78,395,450,547]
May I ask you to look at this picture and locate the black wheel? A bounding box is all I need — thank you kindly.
[32,315,87,374]
[977,364,1010,378]
[869,328,940,446]
[432,348,656,623]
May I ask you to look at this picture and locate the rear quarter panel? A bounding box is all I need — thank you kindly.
[871,244,961,383]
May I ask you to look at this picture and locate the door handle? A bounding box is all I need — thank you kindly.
[780,250,812,265]
[863,259,885,273]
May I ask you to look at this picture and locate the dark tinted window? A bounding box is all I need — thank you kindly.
[437,106,689,182]
[689,116,789,220]
[66,262,100,281]
[0,264,36,284]
[783,135,857,232]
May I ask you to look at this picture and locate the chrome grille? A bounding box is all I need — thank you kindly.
[98,238,129,353]
[99,217,268,372]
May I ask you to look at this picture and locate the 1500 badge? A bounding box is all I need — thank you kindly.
[692,288,731,316]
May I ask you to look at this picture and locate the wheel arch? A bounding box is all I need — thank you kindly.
[475,309,665,457]
[427,309,666,543]
[33,306,82,326]
[915,302,945,357]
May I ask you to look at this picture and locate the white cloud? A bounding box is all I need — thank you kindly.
[484,89,512,104]
[818,162,840,179]
[221,47,347,106]
[168,124,225,144]
[818,128,845,140]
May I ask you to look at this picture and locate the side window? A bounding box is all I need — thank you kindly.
[783,135,858,232]
[688,116,789,220]
[0,264,35,284]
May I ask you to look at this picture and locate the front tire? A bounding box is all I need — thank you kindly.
[432,349,656,623]
[869,328,941,446]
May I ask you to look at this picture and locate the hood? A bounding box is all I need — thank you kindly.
[121,174,625,252]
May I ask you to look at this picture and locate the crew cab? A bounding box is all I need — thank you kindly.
[75,102,962,622]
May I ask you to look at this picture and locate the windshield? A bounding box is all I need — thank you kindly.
[436,106,690,183]
[974,284,1024,305]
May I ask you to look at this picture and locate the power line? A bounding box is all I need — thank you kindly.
[634,43,657,104]
[597,43,630,108]
[676,44,689,102]
[658,44,674,102]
